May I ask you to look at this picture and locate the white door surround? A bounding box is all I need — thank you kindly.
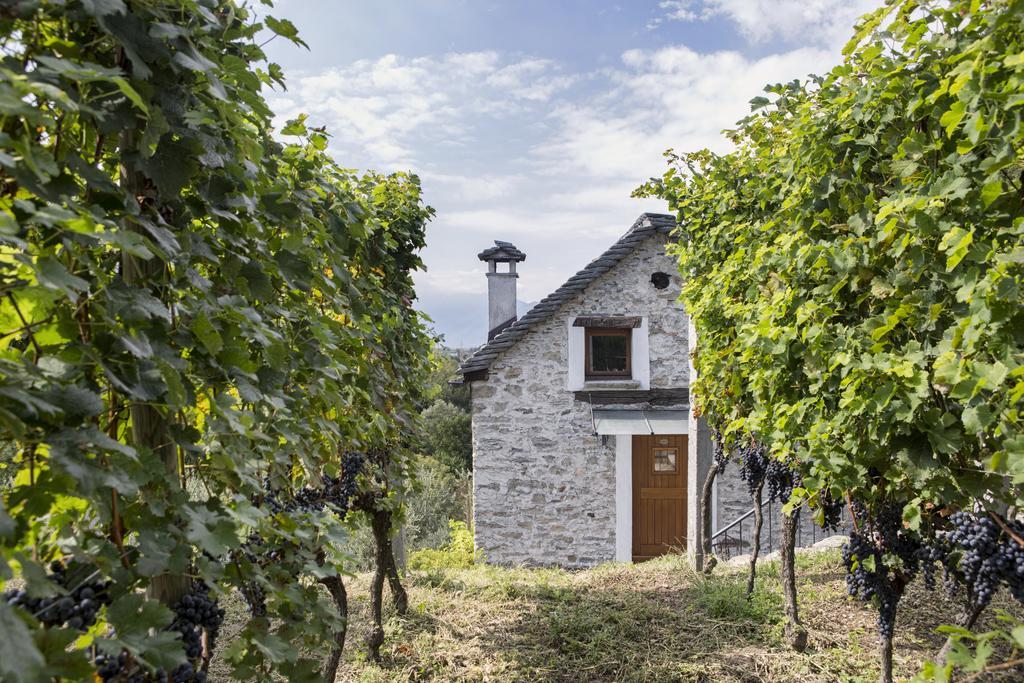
[614,430,692,563]
[614,435,632,562]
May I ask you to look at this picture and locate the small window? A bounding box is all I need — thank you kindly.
[654,448,678,473]
[585,327,631,379]
[651,272,671,289]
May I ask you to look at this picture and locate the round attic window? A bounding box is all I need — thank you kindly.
[651,271,671,289]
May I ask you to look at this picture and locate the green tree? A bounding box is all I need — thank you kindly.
[422,346,471,411]
[421,399,473,472]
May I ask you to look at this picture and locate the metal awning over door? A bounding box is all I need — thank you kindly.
[591,409,688,435]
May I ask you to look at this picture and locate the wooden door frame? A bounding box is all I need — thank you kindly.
[614,433,690,563]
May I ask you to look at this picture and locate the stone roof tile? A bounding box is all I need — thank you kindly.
[458,212,677,378]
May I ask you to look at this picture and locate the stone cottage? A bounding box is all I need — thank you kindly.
[457,213,753,567]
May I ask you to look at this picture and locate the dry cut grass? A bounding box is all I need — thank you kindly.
[333,550,1024,683]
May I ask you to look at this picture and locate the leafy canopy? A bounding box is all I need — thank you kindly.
[639,0,1023,521]
[0,0,433,678]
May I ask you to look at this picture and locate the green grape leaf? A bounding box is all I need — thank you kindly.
[0,603,46,682]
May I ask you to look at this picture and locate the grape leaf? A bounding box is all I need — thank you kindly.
[0,603,46,682]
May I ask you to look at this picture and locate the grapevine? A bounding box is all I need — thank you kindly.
[0,0,434,676]
[640,0,1024,678]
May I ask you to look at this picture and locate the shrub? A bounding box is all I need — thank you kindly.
[409,521,480,570]
[406,456,472,550]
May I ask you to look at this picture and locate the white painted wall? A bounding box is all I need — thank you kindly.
[632,317,651,390]
[615,435,632,562]
[566,323,585,391]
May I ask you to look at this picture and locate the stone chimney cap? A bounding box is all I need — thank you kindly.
[478,240,526,263]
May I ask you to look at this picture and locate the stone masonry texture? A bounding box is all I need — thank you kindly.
[470,234,752,567]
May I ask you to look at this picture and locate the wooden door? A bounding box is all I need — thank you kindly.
[632,434,687,561]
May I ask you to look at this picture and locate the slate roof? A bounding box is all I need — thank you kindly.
[478,240,526,263]
[458,212,677,380]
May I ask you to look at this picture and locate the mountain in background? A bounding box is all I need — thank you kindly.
[420,294,536,350]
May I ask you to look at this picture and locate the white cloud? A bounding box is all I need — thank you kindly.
[647,1,701,29]
[268,51,575,169]
[424,173,525,203]
[708,0,882,45]
[270,11,877,344]
[415,268,488,296]
[533,45,832,182]
[650,0,883,47]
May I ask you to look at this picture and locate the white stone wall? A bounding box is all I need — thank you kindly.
[471,235,692,567]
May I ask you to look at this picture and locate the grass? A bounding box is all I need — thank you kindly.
[212,550,1024,682]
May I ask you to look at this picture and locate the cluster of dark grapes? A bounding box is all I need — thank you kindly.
[240,580,267,618]
[735,441,802,505]
[171,582,224,661]
[235,532,277,618]
[737,441,768,496]
[765,459,801,505]
[255,451,366,516]
[843,530,895,637]
[941,511,1024,608]
[239,452,367,617]
[94,653,207,683]
[712,437,729,471]
[256,483,288,515]
[842,503,924,639]
[336,450,366,508]
[2,560,110,631]
[918,542,945,590]
[95,582,223,683]
[819,490,845,532]
[95,651,134,682]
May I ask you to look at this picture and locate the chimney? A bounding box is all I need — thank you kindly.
[478,240,526,340]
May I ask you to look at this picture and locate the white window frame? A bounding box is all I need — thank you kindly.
[567,316,649,391]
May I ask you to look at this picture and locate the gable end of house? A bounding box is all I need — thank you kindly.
[457,212,677,381]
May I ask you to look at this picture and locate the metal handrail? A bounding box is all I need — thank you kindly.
[710,498,853,562]
[710,497,770,540]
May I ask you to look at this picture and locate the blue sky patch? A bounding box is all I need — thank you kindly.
[265,0,881,346]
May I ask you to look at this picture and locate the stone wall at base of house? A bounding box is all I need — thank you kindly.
[715,463,751,538]
[711,462,854,559]
[471,235,691,567]
[472,394,616,567]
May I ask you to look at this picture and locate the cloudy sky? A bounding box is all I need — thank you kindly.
[263,0,882,347]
